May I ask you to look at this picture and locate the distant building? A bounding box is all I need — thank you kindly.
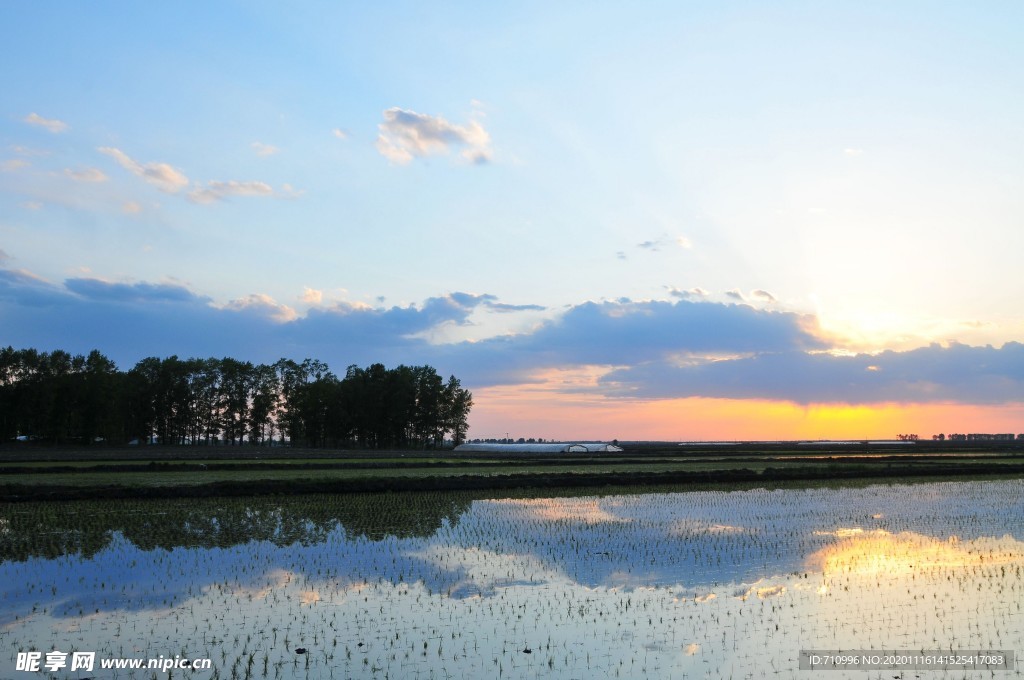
[455,442,624,453]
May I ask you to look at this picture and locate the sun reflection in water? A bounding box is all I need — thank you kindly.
[808,529,1024,576]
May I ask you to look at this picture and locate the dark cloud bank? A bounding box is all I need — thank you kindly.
[601,344,1024,405]
[2,268,1023,406]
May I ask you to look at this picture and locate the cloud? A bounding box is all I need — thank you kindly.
[97,146,290,204]
[188,180,275,204]
[509,298,823,360]
[0,268,51,287]
[434,298,827,387]
[843,148,864,156]
[64,167,108,183]
[447,291,497,309]
[273,183,304,200]
[637,235,692,252]
[23,113,68,133]
[442,291,544,314]
[601,342,1024,405]
[0,271,546,376]
[251,142,279,157]
[723,289,777,304]
[0,249,10,265]
[63,278,209,305]
[332,128,349,140]
[1,159,29,172]
[98,147,189,193]
[405,292,508,329]
[2,273,822,389]
[220,293,297,322]
[0,267,69,307]
[301,287,323,305]
[376,107,492,165]
[668,287,708,299]
[5,266,1024,407]
[0,271,273,361]
[270,292,514,362]
[122,201,142,214]
[485,301,546,313]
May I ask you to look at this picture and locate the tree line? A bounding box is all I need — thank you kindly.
[0,347,472,449]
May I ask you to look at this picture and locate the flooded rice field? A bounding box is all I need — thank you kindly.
[2,478,1022,678]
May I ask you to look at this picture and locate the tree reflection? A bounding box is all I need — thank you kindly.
[0,492,474,562]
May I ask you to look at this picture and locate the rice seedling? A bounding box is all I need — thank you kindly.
[0,479,1021,678]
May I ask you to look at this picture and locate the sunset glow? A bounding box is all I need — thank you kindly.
[470,388,1024,441]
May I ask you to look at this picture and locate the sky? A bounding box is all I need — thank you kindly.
[2,1,1024,441]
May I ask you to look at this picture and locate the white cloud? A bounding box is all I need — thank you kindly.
[220,293,297,323]
[750,289,777,303]
[376,107,492,165]
[332,128,349,140]
[668,286,708,299]
[188,180,275,204]
[64,167,108,183]
[725,289,745,301]
[301,287,324,305]
[98,147,190,193]
[23,113,68,133]
[1,159,29,172]
[251,142,279,157]
[122,201,142,214]
[98,146,287,205]
[843,148,864,156]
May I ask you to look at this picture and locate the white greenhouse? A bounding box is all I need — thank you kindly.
[454,442,623,453]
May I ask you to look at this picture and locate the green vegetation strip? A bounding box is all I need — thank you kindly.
[2,456,1023,501]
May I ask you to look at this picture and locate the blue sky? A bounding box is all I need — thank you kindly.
[3,1,1024,439]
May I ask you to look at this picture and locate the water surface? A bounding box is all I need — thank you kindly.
[2,479,1022,678]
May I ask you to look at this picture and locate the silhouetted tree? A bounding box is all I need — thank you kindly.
[0,347,472,449]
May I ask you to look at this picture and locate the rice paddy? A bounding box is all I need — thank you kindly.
[2,479,1022,678]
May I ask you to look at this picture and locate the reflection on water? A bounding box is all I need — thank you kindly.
[809,528,1024,576]
[0,492,474,562]
[1,479,1022,678]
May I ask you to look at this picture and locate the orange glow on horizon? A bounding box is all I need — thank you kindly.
[467,384,1024,441]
